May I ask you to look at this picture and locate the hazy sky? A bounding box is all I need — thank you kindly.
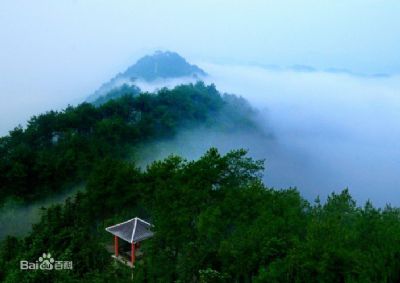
[2,1,400,74]
[1,1,400,205]
[131,65,400,207]
[0,0,399,133]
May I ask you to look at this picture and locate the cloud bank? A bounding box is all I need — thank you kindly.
[207,64,400,206]
[138,64,400,206]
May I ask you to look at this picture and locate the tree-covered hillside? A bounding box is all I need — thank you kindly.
[123,51,206,81]
[87,51,206,102]
[1,149,400,282]
[91,84,141,107]
[0,82,259,204]
[0,82,400,283]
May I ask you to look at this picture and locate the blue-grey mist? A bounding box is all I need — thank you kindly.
[136,65,400,207]
[1,0,400,233]
[1,0,400,135]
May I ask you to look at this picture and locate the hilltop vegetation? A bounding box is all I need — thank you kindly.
[91,84,141,107]
[0,82,400,282]
[87,51,206,101]
[0,82,259,204]
[1,148,400,282]
[123,51,206,81]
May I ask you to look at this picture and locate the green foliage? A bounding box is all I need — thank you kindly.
[1,148,400,282]
[92,84,140,107]
[121,50,206,81]
[88,51,207,102]
[1,82,400,282]
[199,268,228,283]
[0,82,241,204]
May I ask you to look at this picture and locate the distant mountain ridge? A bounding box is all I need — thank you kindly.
[122,50,206,81]
[87,51,206,102]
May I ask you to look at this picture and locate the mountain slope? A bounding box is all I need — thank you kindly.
[0,82,262,204]
[87,51,206,102]
[123,50,206,81]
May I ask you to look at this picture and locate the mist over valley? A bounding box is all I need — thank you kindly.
[2,1,400,280]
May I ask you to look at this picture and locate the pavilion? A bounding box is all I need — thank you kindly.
[105,217,154,267]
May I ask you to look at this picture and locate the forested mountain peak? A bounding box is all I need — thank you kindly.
[87,51,206,102]
[122,50,206,81]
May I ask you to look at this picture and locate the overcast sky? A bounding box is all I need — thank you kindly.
[0,0,400,133]
[1,0,400,205]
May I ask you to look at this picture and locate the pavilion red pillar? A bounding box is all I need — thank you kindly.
[114,235,119,257]
[131,242,136,265]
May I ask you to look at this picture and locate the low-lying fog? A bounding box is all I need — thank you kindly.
[0,78,93,136]
[1,63,399,207]
[0,184,84,239]
[137,64,400,207]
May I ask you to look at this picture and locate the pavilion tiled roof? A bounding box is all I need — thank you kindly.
[105,217,154,243]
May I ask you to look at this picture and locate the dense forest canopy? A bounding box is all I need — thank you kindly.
[91,84,141,107]
[0,82,259,204]
[1,149,400,282]
[0,82,400,282]
[123,51,206,81]
[87,51,206,102]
